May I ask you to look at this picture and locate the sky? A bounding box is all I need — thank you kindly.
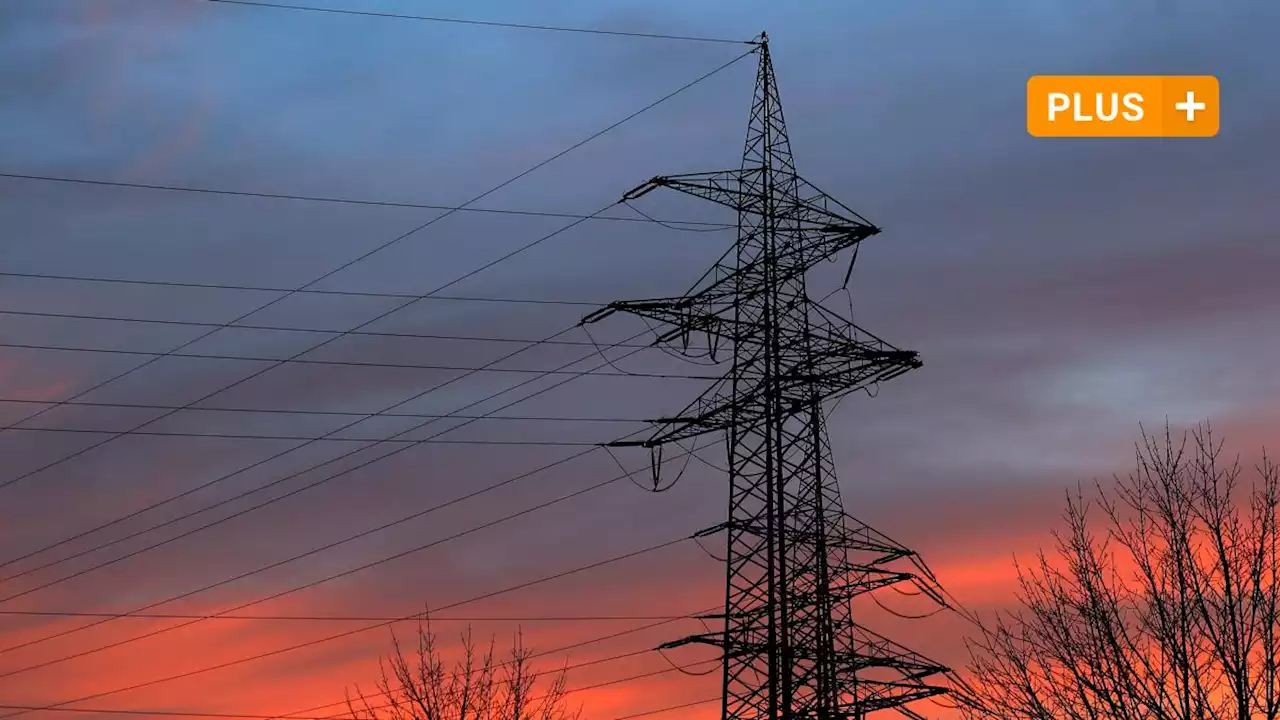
[0,0,1278,718]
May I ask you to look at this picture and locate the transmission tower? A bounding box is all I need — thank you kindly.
[582,34,951,719]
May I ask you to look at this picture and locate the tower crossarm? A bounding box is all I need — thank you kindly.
[608,340,918,449]
[712,518,921,565]
[661,636,948,681]
[798,572,920,601]
[837,514,927,561]
[583,281,914,373]
[581,175,881,334]
[580,295,739,348]
[779,338,919,395]
[580,224,877,324]
[847,684,951,717]
[579,230,876,339]
[623,172,880,238]
[796,350,920,407]
[847,625,952,678]
[605,390,751,447]
[670,572,921,627]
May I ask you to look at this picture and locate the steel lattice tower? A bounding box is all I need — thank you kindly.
[582,35,950,719]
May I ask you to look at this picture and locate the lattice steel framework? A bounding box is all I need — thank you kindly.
[582,35,950,720]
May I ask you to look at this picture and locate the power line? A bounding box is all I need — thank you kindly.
[277,608,719,720]
[0,440,717,686]
[612,698,720,720]
[0,332,680,609]
[340,658,713,720]
[0,341,714,379]
[0,335,692,594]
[0,618,718,720]
[346,655,719,720]
[0,658,715,720]
[0,397,639,424]
[0,172,731,229]
[291,639,716,720]
[0,340,704,720]
[345,692,724,720]
[0,427,619,444]
[5,293,727,712]
[0,47,752,500]
[0,613,717,719]
[0,434,714,674]
[0,324,668,588]
[0,271,598,304]
[0,473,686,670]
[0,610,688,622]
[0,532,700,718]
[200,0,749,45]
[0,309,660,347]
[0,328,653,585]
[0,37,747,712]
[0,209,600,495]
[0,336,677,643]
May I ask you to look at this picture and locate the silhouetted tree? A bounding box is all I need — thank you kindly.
[347,617,580,720]
[959,424,1280,720]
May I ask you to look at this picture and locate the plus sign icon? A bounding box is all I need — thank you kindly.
[1026,75,1219,137]
[1176,91,1206,120]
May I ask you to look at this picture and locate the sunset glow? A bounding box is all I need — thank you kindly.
[1,1,1276,719]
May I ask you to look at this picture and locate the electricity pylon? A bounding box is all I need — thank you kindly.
[582,34,951,719]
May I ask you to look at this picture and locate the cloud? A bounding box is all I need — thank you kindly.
[2,0,1278,718]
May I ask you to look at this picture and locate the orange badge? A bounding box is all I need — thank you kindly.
[1027,75,1219,138]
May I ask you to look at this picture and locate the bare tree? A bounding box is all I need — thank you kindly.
[959,424,1280,720]
[347,617,581,720]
